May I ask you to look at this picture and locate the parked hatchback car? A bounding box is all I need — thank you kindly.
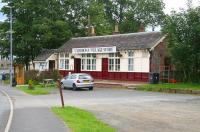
[61,73,94,91]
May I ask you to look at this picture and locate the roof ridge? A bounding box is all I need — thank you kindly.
[72,31,161,40]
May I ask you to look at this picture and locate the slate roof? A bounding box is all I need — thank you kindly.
[34,49,57,61]
[57,32,165,52]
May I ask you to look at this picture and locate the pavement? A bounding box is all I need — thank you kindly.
[0,90,10,132]
[0,85,69,132]
[1,85,200,132]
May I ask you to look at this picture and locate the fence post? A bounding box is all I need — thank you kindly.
[57,79,65,108]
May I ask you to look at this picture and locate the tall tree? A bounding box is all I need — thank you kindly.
[163,7,200,82]
[1,0,72,69]
[99,0,165,33]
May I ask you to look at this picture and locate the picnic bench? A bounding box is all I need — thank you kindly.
[43,79,54,87]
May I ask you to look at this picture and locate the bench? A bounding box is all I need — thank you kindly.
[43,79,54,87]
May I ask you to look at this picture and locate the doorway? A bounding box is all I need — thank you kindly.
[49,60,55,70]
[74,58,81,73]
[102,58,108,79]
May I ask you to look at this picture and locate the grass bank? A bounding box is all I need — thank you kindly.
[52,106,116,132]
[17,84,56,95]
[136,83,200,92]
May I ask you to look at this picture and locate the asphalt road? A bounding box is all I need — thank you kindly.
[1,86,200,132]
[0,90,10,132]
[38,88,200,132]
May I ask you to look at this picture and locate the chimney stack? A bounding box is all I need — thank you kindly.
[88,26,96,36]
[113,24,120,35]
[138,24,145,32]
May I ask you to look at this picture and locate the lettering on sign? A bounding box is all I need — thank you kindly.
[72,47,117,54]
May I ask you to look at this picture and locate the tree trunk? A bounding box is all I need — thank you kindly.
[25,63,29,71]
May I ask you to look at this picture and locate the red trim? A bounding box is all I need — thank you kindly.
[59,70,149,82]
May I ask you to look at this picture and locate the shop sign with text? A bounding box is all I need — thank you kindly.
[72,46,116,54]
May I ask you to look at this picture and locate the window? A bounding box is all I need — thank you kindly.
[59,53,70,70]
[39,62,46,70]
[69,75,77,79]
[109,53,120,71]
[128,50,134,71]
[81,54,96,71]
[65,59,69,69]
[59,59,65,69]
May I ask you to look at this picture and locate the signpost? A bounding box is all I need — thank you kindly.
[57,79,65,108]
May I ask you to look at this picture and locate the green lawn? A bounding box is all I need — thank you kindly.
[51,106,116,132]
[136,83,200,92]
[17,84,56,95]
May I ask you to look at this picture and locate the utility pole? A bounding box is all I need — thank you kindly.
[6,5,13,88]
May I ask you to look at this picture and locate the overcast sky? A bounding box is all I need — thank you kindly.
[0,0,200,21]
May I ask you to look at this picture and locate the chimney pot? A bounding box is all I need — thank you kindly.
[113,24,120,35]
[138,24,145,32]
[89,26,96,36]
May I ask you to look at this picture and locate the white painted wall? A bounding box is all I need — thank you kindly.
[59,49,150,73]
[34,54,58,71]
[34,61,48,71]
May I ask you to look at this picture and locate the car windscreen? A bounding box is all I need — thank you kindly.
[78,75,91,79]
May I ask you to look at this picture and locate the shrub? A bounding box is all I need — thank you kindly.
[24,70,61,84]
[28,80,34,90]
[24,70,39,84]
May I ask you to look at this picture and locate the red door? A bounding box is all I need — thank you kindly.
[102,58,108,79]
[74,58,81,73]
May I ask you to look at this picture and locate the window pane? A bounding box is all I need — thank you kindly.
[128,51,134,57]
[81,59,85,70]
[65,59,69,69]
[60,53,64,58]
[128,58,134,71]
[109,53,114,57]
[87,54,91,58]
[82,54,86,58]
[92,54,96,58]
[92,59,96,70]
[59,59,64,69]
[65,53,69,58]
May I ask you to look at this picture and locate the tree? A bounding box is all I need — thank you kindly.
[62,0,112,36]
[163,7,200,82]
[1,0,72,70]
[0,0,165,70]
[100,0,165,33]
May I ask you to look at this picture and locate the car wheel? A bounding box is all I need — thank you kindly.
[89,87,93,91]
[72,84,77,91]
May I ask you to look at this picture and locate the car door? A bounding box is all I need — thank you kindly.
[68,74,77,87]
[63,75,71,87]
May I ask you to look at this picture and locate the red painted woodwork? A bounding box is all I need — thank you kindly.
[59,70,74,77]
[102,58,108,79]
[59,70,149,82]
[74,58,81,73]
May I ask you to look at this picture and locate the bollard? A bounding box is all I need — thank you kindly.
[57,79,65,108]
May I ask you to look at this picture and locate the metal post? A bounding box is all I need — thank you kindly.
[9,6,13,88]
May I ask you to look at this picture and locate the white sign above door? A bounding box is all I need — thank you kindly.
[72,46,117,54]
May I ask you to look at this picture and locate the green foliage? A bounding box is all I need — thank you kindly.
[163,7,200,83]
[52,106,116,132]
[17,84,56,95]
[28,79,34,90]
[137,83,200,91]
[0,0,165,67]
[24,70,61,84]
[24,70,39,84]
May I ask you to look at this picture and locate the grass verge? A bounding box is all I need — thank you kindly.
[17,84,56,95]
[136,83,200,92]
[51,106,116,132]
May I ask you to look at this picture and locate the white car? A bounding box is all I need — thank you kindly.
[61,73,94,91]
